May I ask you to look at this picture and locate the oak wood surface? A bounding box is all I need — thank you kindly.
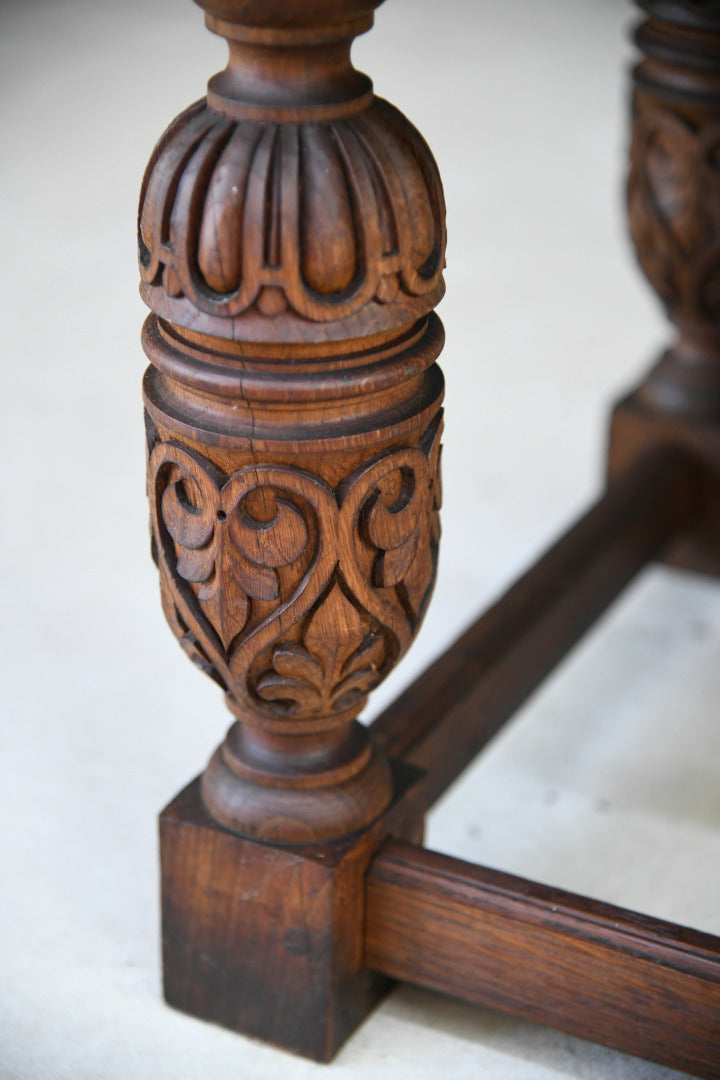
[141,0,446,844]
[366,840,720,1079]
[148,0,447,1048]
[370,449,700,814]
[160,768,424,1060]
[143,0,720,1069]
[609,0,720,577]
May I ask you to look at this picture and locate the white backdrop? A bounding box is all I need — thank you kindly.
[2,1,719,1077]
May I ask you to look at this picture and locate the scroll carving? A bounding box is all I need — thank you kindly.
[141,0,447,839]
[628,104,720,326]
[149,418,442,731]
[622,1,720,417]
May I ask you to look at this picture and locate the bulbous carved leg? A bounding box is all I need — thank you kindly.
[142,2,446,1054]
[139,0,446,847]
[628,2,720,418]
[610,1,720,574]
[144,317,444,841]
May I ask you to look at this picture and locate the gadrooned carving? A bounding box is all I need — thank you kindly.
[138,96,446,332]
[148,417,442,732]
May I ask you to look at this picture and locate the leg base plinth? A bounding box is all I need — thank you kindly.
[160,773,423,1061]
[608,389,720,578]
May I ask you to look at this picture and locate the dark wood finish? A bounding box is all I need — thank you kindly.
[140,0,446,845]
[371,448,699,813]
[610,0,720,575]
[143,0,444,1055]
[629,0,720,416]
[608,395,720,577]
[140,0,720,1071]
[160,775,422,1061]
[366,841,720,1080]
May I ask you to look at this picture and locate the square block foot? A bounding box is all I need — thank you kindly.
[608,392,720,579]
[160,777,416,1061]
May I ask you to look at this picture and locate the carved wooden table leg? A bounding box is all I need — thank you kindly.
[137,1,720,1072]
[138,0,445,1060]
[610,0,720,574]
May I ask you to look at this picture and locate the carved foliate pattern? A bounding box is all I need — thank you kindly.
[148,419,441,731]
[628,101,720,326]
[138,97,445,332]
[256,586,386,717]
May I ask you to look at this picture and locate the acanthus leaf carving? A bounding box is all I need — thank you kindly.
[149,419,442,731]
[256,586,386,719]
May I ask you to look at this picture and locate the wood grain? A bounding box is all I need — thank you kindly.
[370,449,700,814]
[367,840,720,1079]
[162,780,391,1061]
[144,0,720,1069]
[609,1,720,576]
[140,0,446,843]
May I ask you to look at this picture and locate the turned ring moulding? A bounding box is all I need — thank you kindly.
[138,0,448,844]
[142,1,720,1070]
